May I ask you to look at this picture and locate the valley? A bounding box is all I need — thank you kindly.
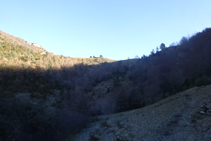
[1,28,211,140]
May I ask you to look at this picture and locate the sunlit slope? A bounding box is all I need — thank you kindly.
[0,30,116,70]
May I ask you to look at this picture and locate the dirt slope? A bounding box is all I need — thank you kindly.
[70,85,211,141]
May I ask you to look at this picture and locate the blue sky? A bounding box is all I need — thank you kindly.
[1,0,211,60]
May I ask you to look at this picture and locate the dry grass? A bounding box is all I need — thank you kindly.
[0,30,116,71]
[0,30,45,53]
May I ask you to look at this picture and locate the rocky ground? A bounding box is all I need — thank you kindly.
[69,85,211,141]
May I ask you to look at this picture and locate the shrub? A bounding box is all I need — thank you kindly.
[195,76,211,87]
[34,54,42,60]
[0,98,89,141]
[20,56,28,62]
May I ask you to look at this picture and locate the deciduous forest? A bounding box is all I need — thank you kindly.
[0,28,211,140]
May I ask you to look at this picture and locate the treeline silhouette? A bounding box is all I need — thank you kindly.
[1,28,211,140]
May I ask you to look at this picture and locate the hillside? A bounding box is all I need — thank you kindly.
[0,30,115,69]
[1,28,211,140]
[0,30,117,141]
[72,85,211,141]
[0,30,45,53]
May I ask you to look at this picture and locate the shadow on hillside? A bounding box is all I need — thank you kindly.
[1,28,211,140]
[0,60,126,141]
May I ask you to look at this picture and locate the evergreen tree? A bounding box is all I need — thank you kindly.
[160,43,166,50]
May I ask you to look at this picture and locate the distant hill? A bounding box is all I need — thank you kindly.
[1,28,211,140]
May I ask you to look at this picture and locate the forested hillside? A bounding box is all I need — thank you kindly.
[0,28,211,140]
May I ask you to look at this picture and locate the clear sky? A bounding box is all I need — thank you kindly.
[1,0,211,60]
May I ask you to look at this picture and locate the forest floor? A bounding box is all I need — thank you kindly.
[70,85,211,141]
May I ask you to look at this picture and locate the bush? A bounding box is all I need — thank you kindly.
[20,56,28,62]
[0,99,57,141]
[34,54,42,60]
[0,98,89,141]
[194,76,211,87]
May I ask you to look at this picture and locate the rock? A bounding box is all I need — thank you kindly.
[32,43,42,48]
[200,110,206,114]
[3,57,8,61]
[40,52,46,55]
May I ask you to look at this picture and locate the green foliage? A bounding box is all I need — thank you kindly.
[26,48,33,54]
[10,51,15,57]
[19,56,28,62]
[30,54,35,61]
[0,45,3,51]
[34,54,42,60]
